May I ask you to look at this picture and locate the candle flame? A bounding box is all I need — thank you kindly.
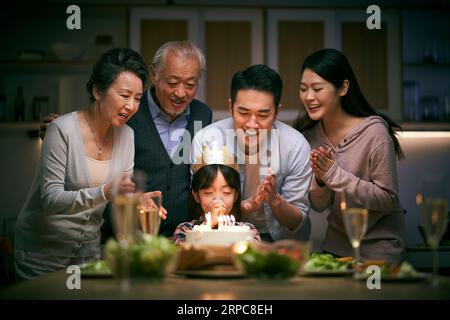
[416,193,423,205]
[233,241,248,254]
[340,200,347,211]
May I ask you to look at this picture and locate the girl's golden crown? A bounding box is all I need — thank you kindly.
[192,141,239,174]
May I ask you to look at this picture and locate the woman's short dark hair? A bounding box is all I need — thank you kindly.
[294,48,404,160]
[230,64,283,112]
[86,47,148,102]
[189,164,242,221]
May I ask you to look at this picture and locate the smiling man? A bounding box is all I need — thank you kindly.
[192,64,312,242]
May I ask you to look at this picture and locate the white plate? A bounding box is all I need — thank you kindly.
[355,272,429,282]
[173,269,246,278]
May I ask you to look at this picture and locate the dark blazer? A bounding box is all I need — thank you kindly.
[126,91,212,236]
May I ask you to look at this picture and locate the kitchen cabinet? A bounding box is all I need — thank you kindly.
[402,10,450,123]
[266,9,335,122]
[0,4,128,128]
[267,9,402,123]
[129,7,263,118]
[0,60,91,127]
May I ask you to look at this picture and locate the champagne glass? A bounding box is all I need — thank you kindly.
[111,170,147,245]
[110,169,147,289]
[340,192,369,277]
[417,174,449,287]
[138,191,162,236]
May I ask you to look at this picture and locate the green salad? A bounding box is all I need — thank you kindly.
[303,253,353,271]
[105,234,177,278]
[234,241,306,280]
[80,260,111,274]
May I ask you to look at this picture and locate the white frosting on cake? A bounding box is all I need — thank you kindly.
[193,224,250,232]
[186,224,253,246]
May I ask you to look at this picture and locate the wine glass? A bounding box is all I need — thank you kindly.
[417,173,449,287]
[138,191,162,236]
[340,192,369,277]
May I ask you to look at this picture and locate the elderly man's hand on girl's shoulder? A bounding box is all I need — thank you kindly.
[39,113,60,140]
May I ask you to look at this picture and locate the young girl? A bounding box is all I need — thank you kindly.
[172,164,261,244]
[295,48,405,264]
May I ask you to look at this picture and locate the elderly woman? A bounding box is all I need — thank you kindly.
[15,48,148,280]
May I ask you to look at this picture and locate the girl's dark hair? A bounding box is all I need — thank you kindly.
[86,47,149,102]
[189,164,242,221]
[294,48,404,160]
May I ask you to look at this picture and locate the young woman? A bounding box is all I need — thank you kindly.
[295,48,405,264]
[15,48,149,280]
[172,164,261,244]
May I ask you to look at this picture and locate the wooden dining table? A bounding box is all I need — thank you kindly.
[1,269,450,300]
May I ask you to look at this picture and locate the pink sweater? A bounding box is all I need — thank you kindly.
[304,116,405,263]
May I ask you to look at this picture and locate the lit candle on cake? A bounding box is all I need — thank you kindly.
[217,215,223,230]
[205,212,212,229]
[217,215,240,231]
[224,215,231,227]
[220,215,228,230]
[187,212,253,245]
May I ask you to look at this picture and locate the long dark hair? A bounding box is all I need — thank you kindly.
[189,164,242,221]
[294,48,404,160]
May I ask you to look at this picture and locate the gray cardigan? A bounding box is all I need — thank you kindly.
[305,116,405,263]
[15,112,134,257]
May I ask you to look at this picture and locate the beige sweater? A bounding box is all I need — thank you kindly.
[304,115,405,263]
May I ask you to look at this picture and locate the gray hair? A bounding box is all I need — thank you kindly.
[151,41,206,79]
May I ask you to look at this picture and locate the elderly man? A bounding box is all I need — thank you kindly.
[127,41,212,236]
[192,64,311,242]
[41,41,212,238]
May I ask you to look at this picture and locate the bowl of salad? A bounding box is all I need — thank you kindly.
[105,234,177,279]
[232,240,311,280]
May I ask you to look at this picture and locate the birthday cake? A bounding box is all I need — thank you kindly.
[185,225,254,246]
[185,213,254,246]
[177,211,254,271]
